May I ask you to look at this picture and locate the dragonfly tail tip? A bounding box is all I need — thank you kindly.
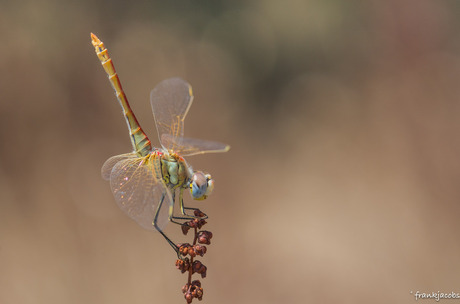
[90,32,100,45]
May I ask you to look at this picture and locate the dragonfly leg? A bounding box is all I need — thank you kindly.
[169,189,204,225]
[153,192,180,256]
[179,189,208,218]
[170,188,208,224]
[182,206,208,220]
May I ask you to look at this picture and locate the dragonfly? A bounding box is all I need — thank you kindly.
[90,33,230,253]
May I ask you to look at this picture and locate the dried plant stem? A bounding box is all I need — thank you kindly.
[187,227,198,285]
[176,210,211,303]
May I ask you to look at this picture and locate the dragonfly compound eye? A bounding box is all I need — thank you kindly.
[190,171,213,200]
[204,174,214,197]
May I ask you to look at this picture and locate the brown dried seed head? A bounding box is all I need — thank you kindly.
[196,219,207,229]
[188,247,197,258]
[196,287,203,298]
[197,236,209,244]
[197,231,212,245]
[195,217,204,227]
[179,243,192,256]
[192,261,206,278]
[184,292,193,303]
[191,280,201,287]
[175,259,184,270]
[189,285,203,301]
[187,220,197,228]
[182,224,191,235]
[200,267,207,278]
[192,260,202,273]
[176,258,190,273]
[194,209,206,217]
[190,284,203,298]
[182,283,190,294]
[193,245,207,256]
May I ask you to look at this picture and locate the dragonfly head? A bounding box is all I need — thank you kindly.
[190,171,214,200]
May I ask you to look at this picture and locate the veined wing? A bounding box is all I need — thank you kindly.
[101,153,138,180]
[161,134,230,156]
[150,78,193,151]
[107,155,171,231]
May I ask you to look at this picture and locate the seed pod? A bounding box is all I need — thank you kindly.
[184,292,193,303]
[194,210,206,218]
[194,245,207,256]
[182,224,191,235]
[197,231,212,245]
[191,280,201,288]
[196,219,207,229]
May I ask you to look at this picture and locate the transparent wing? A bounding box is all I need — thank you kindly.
[101,153,138,180]
[161,134,230,156]
[150,77,193,151]
[107,156,172,231]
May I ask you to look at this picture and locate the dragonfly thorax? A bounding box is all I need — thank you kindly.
[155,150,191,189]
[154,150,214,200]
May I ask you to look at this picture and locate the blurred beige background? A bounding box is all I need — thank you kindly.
[1,0,460,303]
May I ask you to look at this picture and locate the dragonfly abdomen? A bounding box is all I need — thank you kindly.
[128,125,152,156]
[91,33,152,157]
